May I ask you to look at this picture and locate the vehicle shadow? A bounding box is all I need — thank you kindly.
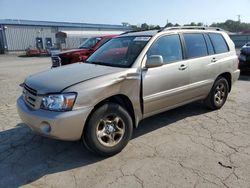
[0,124,102,187]
[133,102,208,138]
[0,102,210,187]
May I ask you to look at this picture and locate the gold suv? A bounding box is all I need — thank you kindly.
[17,27,240,156]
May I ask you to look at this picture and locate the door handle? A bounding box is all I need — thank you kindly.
[179,64,188,70]
[211,58,217,62]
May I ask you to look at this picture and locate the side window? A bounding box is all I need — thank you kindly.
[208,33,229,54]
[204,34,215,55]
[183,33,208,59]
[147,34,183,64]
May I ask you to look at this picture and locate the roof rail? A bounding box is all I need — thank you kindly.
[158,26,223,32]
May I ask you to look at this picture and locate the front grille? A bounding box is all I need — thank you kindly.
[24,84,37,96]
[23,84,38,109]
[51,56,61,67]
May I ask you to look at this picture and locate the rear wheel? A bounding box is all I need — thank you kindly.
[204,77,229,110]
[83,103,133,156]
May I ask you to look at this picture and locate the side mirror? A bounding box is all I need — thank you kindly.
[145,55,164,68]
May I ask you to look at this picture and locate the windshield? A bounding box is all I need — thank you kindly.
[79,37,102,49]
[86,36,151,68]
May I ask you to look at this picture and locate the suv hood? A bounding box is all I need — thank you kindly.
[25,63,124,95]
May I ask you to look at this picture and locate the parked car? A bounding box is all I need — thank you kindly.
[17,27,240,156]
[25,47,48,57]
[51,35,116,67]
[239,42,250,71]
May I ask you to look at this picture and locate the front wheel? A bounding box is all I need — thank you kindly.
[83,103,133,156]
[204,77,229,110]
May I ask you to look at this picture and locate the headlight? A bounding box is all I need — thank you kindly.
[41,93,77,111]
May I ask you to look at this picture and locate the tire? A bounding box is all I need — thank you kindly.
[83,102,133,156]
[204,77,229,110]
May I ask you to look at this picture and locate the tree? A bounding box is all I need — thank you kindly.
[153,25,161,30]
[184,22,197,26]
[165,22,174,27]
[141,23,149,30]
[131,23,161,31]
[210,19,250,32]
[131,25,139,31]
[129,20,250,33]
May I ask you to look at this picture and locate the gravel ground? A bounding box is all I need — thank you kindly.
[0,55,250,188]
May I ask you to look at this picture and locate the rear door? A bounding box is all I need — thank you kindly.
[142,34,190,117]
[182,33,215,98]
[182,33,230,99]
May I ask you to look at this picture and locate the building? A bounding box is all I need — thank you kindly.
[0,19,130,54]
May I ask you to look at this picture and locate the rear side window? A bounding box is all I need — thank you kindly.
[183,34,208,59]
[209,33,229,54]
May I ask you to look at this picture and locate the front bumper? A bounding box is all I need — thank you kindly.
[17,96,92,141]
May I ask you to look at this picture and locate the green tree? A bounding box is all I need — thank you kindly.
[154,25,161,30]
[141,23,149,30]
[184,22,197,26]
[165,22,174,27]
[210,20,250,32]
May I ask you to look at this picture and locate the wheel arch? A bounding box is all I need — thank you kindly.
[83,94,136,134]
[217,72,232,92]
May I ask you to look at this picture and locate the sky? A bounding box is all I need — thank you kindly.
[0,0,250,26]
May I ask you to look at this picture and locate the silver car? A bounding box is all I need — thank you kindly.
[17,27,240,156]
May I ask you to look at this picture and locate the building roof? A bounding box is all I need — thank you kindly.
[0,19,130,30]
[57,30,123,37]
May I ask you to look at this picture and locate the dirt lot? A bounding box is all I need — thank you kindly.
[0,55,250,188]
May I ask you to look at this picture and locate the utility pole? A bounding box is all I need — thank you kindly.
[237,14,241,23]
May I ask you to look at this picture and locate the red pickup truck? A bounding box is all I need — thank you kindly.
[51,35,116,67]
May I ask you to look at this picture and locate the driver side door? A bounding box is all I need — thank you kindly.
[142,34,190,117]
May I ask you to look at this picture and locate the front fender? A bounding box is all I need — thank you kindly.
[63,68,143,125]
